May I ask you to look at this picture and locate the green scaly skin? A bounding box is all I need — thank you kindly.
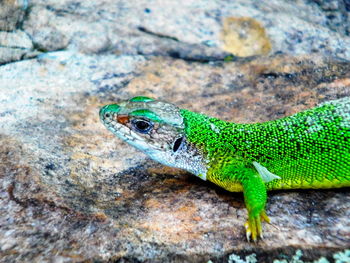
[99,96,350,241]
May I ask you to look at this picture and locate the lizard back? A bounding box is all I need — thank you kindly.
[181,97,350,191]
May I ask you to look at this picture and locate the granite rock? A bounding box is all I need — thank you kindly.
[0,30,40,64]
[0,52,349,262]
[0,0,28,31]
[21,0,350,59]
[1,0,350,262]
[1,0,350,64]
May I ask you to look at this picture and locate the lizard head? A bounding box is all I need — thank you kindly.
[99,96,187,167]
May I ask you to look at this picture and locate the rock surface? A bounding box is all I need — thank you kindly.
[1,0,350,64]
[0,0,28,31]
[0,0,350,262]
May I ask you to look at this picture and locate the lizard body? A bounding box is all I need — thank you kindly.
[99,96,350,241]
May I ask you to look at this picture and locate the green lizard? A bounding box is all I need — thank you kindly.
[99,96,350,241]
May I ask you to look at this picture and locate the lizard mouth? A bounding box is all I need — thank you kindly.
[99,106,133,142]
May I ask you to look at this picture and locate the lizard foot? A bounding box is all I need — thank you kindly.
[244,210,270,242]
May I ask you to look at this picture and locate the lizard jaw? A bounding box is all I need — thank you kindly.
[102,116,161,153]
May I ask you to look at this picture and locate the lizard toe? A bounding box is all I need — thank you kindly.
[245,210,270,242]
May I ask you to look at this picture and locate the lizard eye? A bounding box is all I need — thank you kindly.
[132,119,153,133]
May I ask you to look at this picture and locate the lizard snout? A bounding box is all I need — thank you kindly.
[99,104,121,121]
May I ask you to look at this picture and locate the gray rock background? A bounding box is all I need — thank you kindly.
[0,0,350,262]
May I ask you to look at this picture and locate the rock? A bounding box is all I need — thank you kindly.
[1,0,350,261]
[310,0,350,36]
[0,0,349,63]
[0,46,25,64]
[0,30,32,49]
[0,30,39,64]
[0,51,349,262]
[0,0,28,31]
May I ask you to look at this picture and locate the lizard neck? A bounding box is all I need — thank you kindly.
[180,109,261,162]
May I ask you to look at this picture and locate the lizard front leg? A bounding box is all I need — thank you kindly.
[209,165,269,241]
[240,171,269,241]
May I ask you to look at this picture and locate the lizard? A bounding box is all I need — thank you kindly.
[99,96,350,241]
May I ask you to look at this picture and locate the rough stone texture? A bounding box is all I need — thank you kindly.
[0,30,40,64]
[1,0,350,262]
[0,52,350,262]
[1,0,350,64]
[0,1,39,64]
[0,0,28,31]
[310,0,350,36]
[21,0,350,59]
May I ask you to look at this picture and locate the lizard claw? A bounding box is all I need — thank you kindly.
[244,222,251,242]
[245,210,270,242]
[261,210,270,223]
